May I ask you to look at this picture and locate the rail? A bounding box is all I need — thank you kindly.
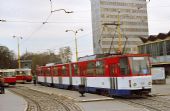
[8,86,82,111]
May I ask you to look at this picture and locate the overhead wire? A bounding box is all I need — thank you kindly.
[21,13,52,43]
[49,0,53,13]
[34,28,97,55]
[2,0,169,56]
[21,0,75,44]
[28,31,92,53]
[0,18,91,24]
[21,0,53,44]
[49,32,92,50]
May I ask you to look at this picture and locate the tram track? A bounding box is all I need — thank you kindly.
[25,98,42,111]
[117,96,170,111]
[8,88,42,111]
[8,86,83,111]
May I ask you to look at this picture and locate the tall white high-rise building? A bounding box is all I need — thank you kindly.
[90,0,148,54]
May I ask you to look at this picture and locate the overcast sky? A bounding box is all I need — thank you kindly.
[0,0,170,61]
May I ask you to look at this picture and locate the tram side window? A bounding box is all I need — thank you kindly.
[87,62,95,76]
[4,72,14,77]
[119,58,130,75]
[61,66,67,76]
[73,64,79,76]
[42,69,46,75]
[40,70,43,76]
[22,71,26,75]
[96,61,104,76]
[53,67,58,76]
[0,72,2,76]
[3,72,7,77]
[41,70,44,76]
[36,70,41,76]
[45,68,51,75]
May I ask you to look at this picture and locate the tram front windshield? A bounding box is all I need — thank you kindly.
[25,70,31,76]
[129,57,150,75]
[3,72,15,77]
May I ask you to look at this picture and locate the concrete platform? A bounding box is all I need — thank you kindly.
[21,84,148,111]
[0,89,27,111]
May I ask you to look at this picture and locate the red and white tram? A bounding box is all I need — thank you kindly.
[15,69,32,83]
[0,69,16,86]
[36,54,152,96]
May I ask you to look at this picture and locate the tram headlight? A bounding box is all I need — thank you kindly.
[133,83,137,87]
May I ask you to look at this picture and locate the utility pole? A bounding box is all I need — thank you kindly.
[65,29,83,61]
[13,36,23,69]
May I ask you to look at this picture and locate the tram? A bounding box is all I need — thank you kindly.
[36,54,152,96]
[0,69,16,86]
[15,69,32,83]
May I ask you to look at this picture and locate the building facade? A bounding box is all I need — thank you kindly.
[138,31,170,76]
[90,0,148,54]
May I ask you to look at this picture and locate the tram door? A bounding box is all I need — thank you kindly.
[69,64,72,86]
[80,66,87,86]
[109,63,119,90]
[46,68,51,86]
[43,69,47,85]
[59,77,62,85]
[81,77,86,86]
[59,66,65,85]
[51,67,54,86]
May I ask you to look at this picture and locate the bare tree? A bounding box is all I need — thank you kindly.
[0,46,17,69]
[21,51,62,71]
[59,46,72,63]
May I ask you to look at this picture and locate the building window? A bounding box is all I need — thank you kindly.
[152,43,158,56]
[166,40,170,55]
[140,45,145,54]
[146,44,150,55]
[159,42,164,56]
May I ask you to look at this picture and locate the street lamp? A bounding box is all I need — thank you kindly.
[65,28,83,61]
[13,36,23,69]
